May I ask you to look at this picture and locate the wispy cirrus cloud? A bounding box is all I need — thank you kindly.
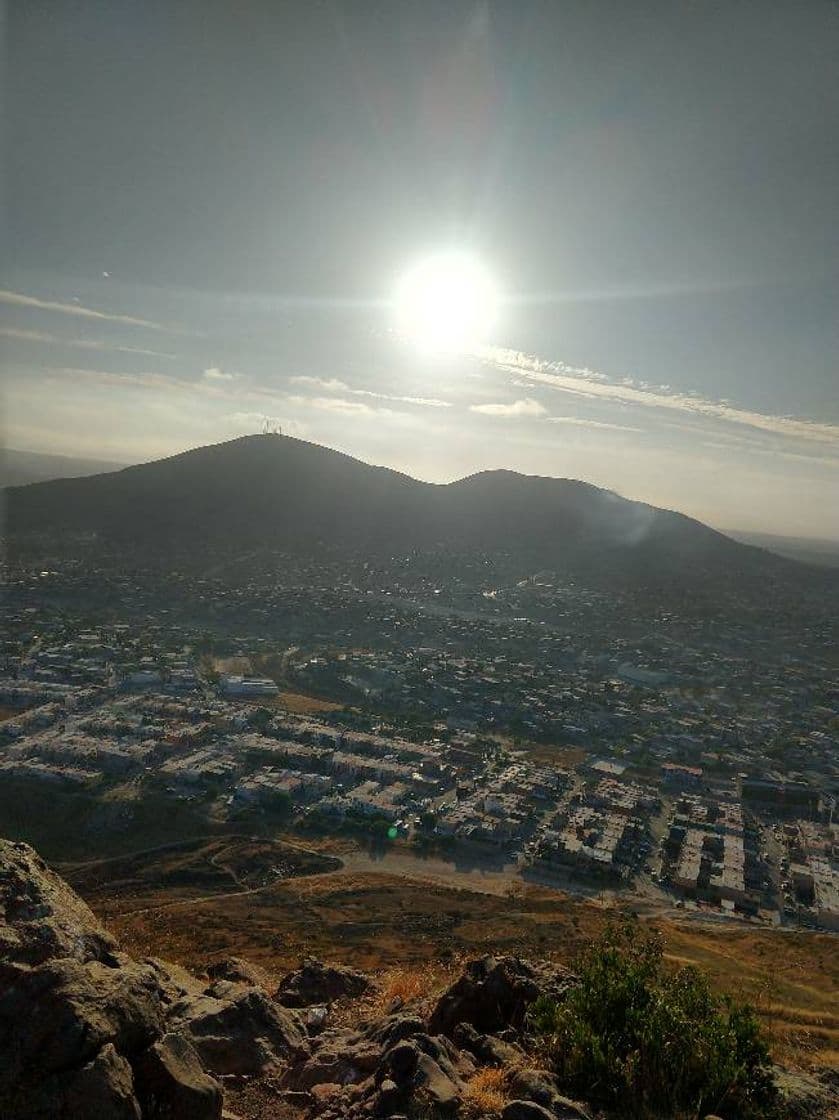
[0,290,168,330]
[546,415,641,432]
[46,367,186,392]
[481,346,839,447]
[469,398,547,418]
[0,325,175,359]
[46,366,253,400]
[286,393,402,418]
[289,374,451,408]
[290,376,348,391]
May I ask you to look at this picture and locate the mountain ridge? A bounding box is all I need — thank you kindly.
[2,433,818,590]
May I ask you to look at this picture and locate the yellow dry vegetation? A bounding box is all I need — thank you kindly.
[463,1067,508,1115]
[372,960,463,1016]
[273,691,344,714]
[663,921,839,1071]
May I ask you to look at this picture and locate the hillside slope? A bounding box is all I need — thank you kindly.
[2,433,808,588]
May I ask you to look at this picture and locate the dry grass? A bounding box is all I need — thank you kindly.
[211,656,253,674]
[371,961,459,1017]
[273,691,343,714]
[87,854,839,1073]
[380,966,426,1006]
[463,1067,508,1116]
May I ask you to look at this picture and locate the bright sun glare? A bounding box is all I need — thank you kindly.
[394,252,498,354]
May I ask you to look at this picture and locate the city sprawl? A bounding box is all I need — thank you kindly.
[2,550,836,930]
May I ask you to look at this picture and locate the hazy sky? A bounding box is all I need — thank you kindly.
[3,1,839,538]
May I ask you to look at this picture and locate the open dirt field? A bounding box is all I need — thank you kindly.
[70,837,839,1073]
[272,691,344,714]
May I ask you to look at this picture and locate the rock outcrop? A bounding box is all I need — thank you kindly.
[429,954,575,1037]
[0,841,221,1119]
[170,980,308,1076]
[0,839,595,1119]
[276,956,371,1008]
[8,836,825,1120]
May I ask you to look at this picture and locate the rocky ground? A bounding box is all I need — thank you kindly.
[1,838,836,1120]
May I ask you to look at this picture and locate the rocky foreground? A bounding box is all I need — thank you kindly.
[1,839,835,1120]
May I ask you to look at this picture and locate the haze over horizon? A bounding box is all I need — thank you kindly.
[4,2,839,539]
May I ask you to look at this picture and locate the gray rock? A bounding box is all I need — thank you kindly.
[551,1096,592,1119]
[413,1052,464,1111]
[376,1076,404,1117]
[502,1102,556,1120]
[173,984,308,1075]
[412,1032,474,1083]
[0,955,164,1079]
[363,1014,426,1049]
[276,957,370,1008]
[506,1068,558,1107]
[430,955,574,1037]
[132,1032,223,1119]
[306,1004,329,1032]
[0,840,118,967]
[63,1043,142,1120]
[287,1026,380,1090]
[387,1040,420,1080]
[454,1021,522,1067]
[204,956,263,987]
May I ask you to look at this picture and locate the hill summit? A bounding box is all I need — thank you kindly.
[3,433,801,588]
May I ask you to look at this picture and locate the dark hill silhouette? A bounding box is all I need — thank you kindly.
[2,433,811,588]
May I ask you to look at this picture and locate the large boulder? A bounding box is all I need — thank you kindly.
[132,1033,223,1119]
[504,1101,590,1120]
[172,982,309,1076]
[0,955,164,1077]
[285,1026,381,1090]
[0,839,224,1120]
[275,957,370,1007]
[204,955,264,987]
[429,955,574,1037]
[63,1043,142,1120]
[0,839,117,966]
[502,1102,556,1120]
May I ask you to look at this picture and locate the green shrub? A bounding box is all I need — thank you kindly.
[528,920,776,1119]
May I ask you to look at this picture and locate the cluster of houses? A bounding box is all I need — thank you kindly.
[784,820,839,930]
[664,794,750,909]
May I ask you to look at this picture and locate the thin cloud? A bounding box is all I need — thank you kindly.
[47,367,184,392]
[286,394,404,419]
[290,374,451,408]
[470,398,547,418]
[0,325,175,359]
[0,290,167,330]
[203,366,239,381]
[481,346,839,446]
[547,415,641,432]
[291,375,349,391]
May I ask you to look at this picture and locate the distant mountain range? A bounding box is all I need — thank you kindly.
[1,448,129,489]
[725,529,839,570]
[3,434,826,590]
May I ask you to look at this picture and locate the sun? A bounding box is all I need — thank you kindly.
[394,252,498,353]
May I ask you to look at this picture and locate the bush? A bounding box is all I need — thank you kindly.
[463,1066,508,1115]
[528,920,776,1119]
